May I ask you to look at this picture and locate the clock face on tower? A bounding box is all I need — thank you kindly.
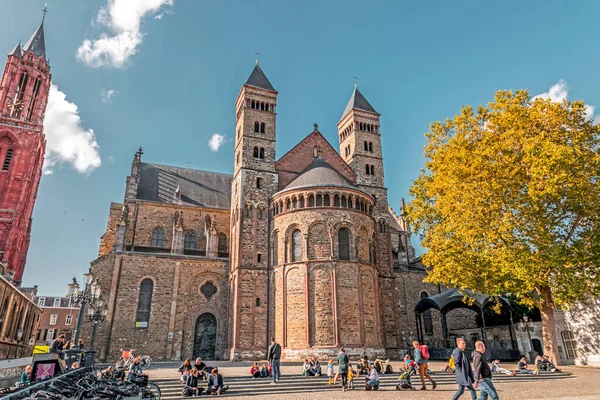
[7,96,23,116]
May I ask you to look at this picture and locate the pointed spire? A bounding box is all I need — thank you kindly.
[245,64,276,92]
[342,87,379,118]
[22,21,46,58]
[8,41,22,58]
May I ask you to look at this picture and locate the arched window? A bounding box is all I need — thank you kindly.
[265,104,269,112]
[369,142,373,152]
[291,229,302,262]
[286,198,291,210]
[338,228,350,260]
[299,196,305,208]
[365,164,370,175]
[253,147,259,158]
[324,194,330,206]
[364,141,368,151]
[346,196,353,208]
[260,122,266,133]
[151,228,164,247]
[334,195,340,207]
[184,231,197,249]
[369,241,376,264]
[259,148,265,160]
[258,207,265,219]
[316,194,322,206]
[308,195,315,207]
[254,121,260,132]
[292,198,297,209]
[370,165,375,176]
[562,330,579,359]
[251,100,255,109]
[421,291,434,335]
[341,196,347,208]
[3,149,13,171]
[260,102,265,110]
[136,278,153,328]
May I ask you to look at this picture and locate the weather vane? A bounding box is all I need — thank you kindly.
[42,3,49,21]
[254,50,261,65]
[353,76,359,88]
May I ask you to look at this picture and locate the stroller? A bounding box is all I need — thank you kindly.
[396,360,418,390]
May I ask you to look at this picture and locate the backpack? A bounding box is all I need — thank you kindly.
[420,345,430,360]
[181,387,194,397]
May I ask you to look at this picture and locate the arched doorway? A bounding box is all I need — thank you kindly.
[193,313,217,360]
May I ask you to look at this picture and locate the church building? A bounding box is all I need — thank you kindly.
[0,17,50,285]
[86,63,447,362]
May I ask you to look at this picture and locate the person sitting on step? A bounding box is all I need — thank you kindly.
[178,359,193,383]
[260,363,270,377]
[302,358,311,376]
[206,368,228,396]
[194,358,208,381]
[491,360,517,376]
[184,368,201,396]
[308,356,322,376]
[538,355,561,372]
[251,362,261,379]
[517,356,536,375]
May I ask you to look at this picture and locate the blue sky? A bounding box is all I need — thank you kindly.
[1,0,598,295]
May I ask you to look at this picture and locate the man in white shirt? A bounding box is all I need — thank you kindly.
[367,364,380,390]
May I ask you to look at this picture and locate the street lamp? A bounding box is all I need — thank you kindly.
[521,316,537,363]
[68,268,106,366]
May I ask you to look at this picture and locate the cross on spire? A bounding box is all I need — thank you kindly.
[41,3,49,22]
[254,50,261,65]
[353,76,359,88]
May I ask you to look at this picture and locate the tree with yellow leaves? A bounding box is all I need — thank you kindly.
[408,89,600,364]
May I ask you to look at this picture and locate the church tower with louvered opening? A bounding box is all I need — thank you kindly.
[0,16,51,284]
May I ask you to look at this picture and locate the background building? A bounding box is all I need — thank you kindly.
[0,17,50,285]
[32,288,78,347]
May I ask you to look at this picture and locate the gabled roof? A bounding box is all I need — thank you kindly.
[136,163,232,209]
[8,42,22,57]
[283,157,355,192]
[245,64,276,92]
[342,87,378,118]
[22,22,46,58]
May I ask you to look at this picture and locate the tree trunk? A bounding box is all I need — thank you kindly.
[538,285,561,366]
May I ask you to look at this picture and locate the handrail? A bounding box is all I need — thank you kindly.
[2,366,90,397]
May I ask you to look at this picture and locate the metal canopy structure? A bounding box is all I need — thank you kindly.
[414,288,516,347]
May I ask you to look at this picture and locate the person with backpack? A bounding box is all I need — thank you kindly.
[413,341,436,391]
[267,337,281,384]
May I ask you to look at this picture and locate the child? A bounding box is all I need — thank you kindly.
[444,355,455,373]
[302,358,311,376]
[347,362,355,390]
[327,359,335,385]
[260,363,270,377]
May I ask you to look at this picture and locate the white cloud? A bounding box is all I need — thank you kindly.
[101,88,118,103]
[533,79,569,102]
[43,84,102,175]
[208,133,226,152]
[76,0,174,68]
[533,79,600,124]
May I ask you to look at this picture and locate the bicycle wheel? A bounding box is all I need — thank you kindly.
[141,356,152,369]
[147,382,161,399]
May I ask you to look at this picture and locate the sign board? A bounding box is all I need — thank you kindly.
[0,356,32,389]
[135,322,148,328]
[33,345,49,354]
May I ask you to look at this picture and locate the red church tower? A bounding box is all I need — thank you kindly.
[0,14,51,285]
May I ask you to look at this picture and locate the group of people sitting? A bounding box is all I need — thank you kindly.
[301,356,322,376]
[250,362,272,378]
[178,358,228,396]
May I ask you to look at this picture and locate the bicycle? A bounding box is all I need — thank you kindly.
[114,349,152,370]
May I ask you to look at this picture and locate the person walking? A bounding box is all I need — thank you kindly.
[336,347,349,391]
[413,341,436,390]
[473,341,500,400]
[452,337,477,400]
[267,337,281,384]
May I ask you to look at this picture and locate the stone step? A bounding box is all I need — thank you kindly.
[154,373,572,399]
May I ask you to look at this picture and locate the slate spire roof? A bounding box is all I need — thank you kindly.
[8,41,22,57]
[22,21,46,58]
[245,64,276,92]
[342,87,378,117]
